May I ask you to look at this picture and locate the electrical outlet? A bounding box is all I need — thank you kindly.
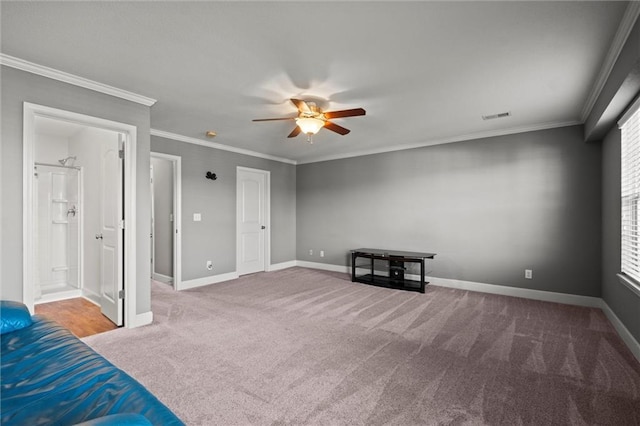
[320,250,324,257]
[525,269,532,279]
[206,261,213,271]
[193,213,201,222]
[309,249,313,256]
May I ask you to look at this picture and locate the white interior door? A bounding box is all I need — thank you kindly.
[237,168,268,275]
[99,135,123,325]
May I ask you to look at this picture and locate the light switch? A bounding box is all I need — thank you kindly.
[193,213,201,222]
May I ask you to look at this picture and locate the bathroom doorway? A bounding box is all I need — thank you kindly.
[23,103,138,327]
[31,116,121,326]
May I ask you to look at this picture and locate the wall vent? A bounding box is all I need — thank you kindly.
[482,111,511,120]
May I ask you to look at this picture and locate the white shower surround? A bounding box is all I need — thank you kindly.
[34,164,82,302]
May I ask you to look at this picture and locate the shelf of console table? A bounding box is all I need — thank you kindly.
[351,248,436,293]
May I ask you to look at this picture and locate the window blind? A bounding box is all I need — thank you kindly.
[620,96,640,283]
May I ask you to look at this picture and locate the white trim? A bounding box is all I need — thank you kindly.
[294,261,602,306]
[296,261,350,274]
[131,311,154,328]
[1,54,156,107]
[427,276,602,308]
[153,272,174,285]
[581,1,640,122]
[601,299,640,363]
[150,152,182,291]
[616,273,640,298]
[82,295,101,307]
[180,272,239,290]
[236,167,271,276]
[23,103,138,330]
[296,120,581,164]
[33,289,82,304]
[150,163,155,285]
[618,94,640,128]
[82,288,101,306]
[268,260,298,271]
[151,129,297,165]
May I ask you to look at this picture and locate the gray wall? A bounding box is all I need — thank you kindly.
[151,136,296,282]
[151,156,174,278]
[0,66,153,315]
[297,125,602,297]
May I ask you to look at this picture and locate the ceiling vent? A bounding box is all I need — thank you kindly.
[482,111,511,120]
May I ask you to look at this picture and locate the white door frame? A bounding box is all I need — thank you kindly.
[236,166,271,275]
[150,152,182,290]
[23,103,137,328]
[150,163,155,279]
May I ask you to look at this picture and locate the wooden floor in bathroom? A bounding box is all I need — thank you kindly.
[35,298,118,338]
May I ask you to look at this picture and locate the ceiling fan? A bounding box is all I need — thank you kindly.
[252,99,366,143]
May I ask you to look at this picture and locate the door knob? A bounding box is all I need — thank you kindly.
[95,233,103,240]
[261,225,266,229]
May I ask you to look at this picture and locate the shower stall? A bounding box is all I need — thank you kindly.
[34,161,82,302]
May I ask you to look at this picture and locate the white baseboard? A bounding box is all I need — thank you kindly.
[268,260,297,271]
[129,311,153,328]
[82,288,101,306]
[81,295,100,307]
[296,260,350,273]
[292,261,639,361]
[427,276,603,308]
[35,289,82,304]
[600,300,640,363]
[152,272,174,285]
[179,271,239,290]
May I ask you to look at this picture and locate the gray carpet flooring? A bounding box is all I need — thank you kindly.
[83,267,640,425]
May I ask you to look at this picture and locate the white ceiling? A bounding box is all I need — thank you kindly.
[1,1,631,164]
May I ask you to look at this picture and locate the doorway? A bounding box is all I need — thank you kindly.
[236,167,270,275]
[23,103,138,327]
[150,152,181,290]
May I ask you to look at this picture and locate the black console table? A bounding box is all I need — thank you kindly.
[351,248,436,293]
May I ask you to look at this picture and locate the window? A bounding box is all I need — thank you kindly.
[620,96,640,290]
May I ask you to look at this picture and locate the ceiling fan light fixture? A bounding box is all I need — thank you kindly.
[296,117,325,135]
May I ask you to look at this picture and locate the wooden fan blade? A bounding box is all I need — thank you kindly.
[252,117,296,122]
[287,126,301,138]
[324,121,351,135]
[323,108,366,119]
[291,99,311,113]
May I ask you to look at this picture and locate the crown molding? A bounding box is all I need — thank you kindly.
[150,129,297,165]
[580,1,640,122]
[0,53,157,107]
[297,120,581,165]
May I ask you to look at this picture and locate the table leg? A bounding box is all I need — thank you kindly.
[351,252,356,282]
[371,257,375,283]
